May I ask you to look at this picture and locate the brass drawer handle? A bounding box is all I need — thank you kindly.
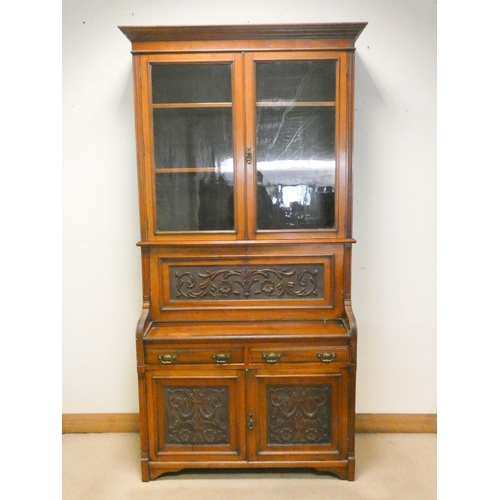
[158,354,177,365]
[212,353,231,364]
[262,352,282,364]
[317,352,337,363]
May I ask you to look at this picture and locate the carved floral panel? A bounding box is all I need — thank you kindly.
[170,264,324,301]
[163,386,230,445]
[267,384,332,445]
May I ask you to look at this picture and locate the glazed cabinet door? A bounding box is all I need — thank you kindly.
[247,369,349,462]
[136,53,246,241]
[146,368,247,463]
[244,51,349,239]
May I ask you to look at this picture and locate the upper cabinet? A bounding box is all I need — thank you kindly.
[121,24,366,243]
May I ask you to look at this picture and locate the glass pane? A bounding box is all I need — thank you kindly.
[156,172,234,231]
[151,60,235,233]
[152,64,232,103]
[257,60,336,102]
[256,106,335,230]
[153,108,233,169]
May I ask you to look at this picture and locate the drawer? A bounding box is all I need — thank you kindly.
[250,346,349,365]
[145,346,244,366]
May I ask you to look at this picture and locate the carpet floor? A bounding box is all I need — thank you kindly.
[63,432,436,500]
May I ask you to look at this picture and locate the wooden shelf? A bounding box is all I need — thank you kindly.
[256,101,335,107]
[155,167,230,173]
[153,102,232,108]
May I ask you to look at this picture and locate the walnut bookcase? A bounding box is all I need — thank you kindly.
[119,23,366,481]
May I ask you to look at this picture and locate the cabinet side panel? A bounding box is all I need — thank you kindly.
[132,55,149,241]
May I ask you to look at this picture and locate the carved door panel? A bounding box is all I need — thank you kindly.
[146,368,246,462]
[247,370,349,461]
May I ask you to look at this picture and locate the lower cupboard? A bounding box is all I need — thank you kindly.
[143,359,352,480]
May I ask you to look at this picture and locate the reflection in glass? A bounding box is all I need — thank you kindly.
[257,60,336,102]
[256,106,335,230]
[255,60,337,230]
[153,108,233,171]
[153,110,234,231]
[156,172,233,231]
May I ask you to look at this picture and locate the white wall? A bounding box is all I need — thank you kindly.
[62,0,436,414]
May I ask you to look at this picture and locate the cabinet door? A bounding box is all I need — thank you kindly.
[146,368,246,462]
[247,369,349,461]
[137,53,246,241]
[244,52,349,239]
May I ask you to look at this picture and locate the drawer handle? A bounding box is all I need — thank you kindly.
[317,352,337,363]
[262,352,282,364]
[158,354,177,365]
[212,353,231,364]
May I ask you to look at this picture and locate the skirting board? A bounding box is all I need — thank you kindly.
[62,413,437,434]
